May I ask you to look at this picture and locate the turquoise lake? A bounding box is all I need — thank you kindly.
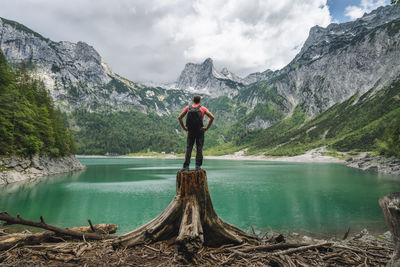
[1,158,399,236]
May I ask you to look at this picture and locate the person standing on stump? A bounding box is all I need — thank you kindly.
[178,95,214,170]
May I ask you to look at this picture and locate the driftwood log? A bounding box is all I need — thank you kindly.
[380,192,400,267]
[70,223,118,235]
[0,231,54,251]
[0,223,117,251]
[113,170,259,255]
[0,212,116,241]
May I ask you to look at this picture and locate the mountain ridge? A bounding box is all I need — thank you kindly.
[0,16,192,115]
[0,5,399,155]
[235,5,400,121]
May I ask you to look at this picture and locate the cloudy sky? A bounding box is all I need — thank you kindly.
[0,0,391,83]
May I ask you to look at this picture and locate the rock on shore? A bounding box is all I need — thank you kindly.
[345,154,400,176]
[0,155,85,185]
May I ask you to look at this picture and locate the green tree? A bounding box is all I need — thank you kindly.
[0,51,15,155]
[0,49,76,157]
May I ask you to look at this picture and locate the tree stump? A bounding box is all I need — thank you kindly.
[112,169,259,255]
[379,192,400,267]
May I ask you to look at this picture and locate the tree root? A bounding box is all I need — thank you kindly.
[113,170,259,256]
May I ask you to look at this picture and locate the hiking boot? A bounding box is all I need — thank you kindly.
[195,165,201,170]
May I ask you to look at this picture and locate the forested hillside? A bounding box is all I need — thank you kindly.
[71,107,228,155]
[71,110,184,155]
[228,77,400,157]
[0,50,75,156]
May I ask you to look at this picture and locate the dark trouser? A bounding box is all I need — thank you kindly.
[183,130,204,168]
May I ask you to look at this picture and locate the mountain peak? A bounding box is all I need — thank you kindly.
[175,58,243,97]
[0,16,49,41]
[203,57,213,65]
[293,4,400,65]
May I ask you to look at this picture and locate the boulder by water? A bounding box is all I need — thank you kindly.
[345,154,400,176]
[0,155,85,185]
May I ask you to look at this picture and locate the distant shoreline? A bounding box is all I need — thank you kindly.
[76,150,343,163]
[77,152,400,176]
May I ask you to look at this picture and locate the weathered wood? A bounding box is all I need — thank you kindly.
[176,195,204,254]
[342,227,350,240]
[0,223,118,251]
[0,231,53,251]
[238,243,309,253]
[379,192,400,267]
[88,219,96,232]
[113,170,259,256]
[272,242,333,256]
[0,212,116,241]
[70,224,118,235]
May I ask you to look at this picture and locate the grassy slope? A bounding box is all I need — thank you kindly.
[237,76,400,156]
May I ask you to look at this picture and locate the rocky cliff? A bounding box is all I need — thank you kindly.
[175,58,244,97]
[276,5,400,116]
[174,58,275,96]
[0,155,85,185]
[234,5,400,129]
[0,17,190,115]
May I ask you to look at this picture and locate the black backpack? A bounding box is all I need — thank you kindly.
[186,105,203,132]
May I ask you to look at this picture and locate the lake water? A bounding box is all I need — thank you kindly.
[1,158,399,236]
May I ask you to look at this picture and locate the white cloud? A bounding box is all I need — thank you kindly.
[345,0,387,20]
[0,0,332,82]
[153,0,332,77]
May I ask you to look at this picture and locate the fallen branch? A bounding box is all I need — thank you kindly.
[0,223,118,251]
[238,242,308,253]
[88,219,96,232]
[0,212,115,241]
[74,243,91,257]
[333,244,392,258]
[272,242,333,256]
[342,227,350,240]
[70,224,118,235]
[0,231,53,251]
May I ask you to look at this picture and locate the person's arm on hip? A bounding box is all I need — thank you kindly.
[203,111,214,132]
[178,110,188,131]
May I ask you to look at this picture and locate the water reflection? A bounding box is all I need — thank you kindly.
[0,158,399,235]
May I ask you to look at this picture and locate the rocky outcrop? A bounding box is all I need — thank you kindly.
[296,5,400,63]
[175,58,275,96]
[282,7,400,116]
[0,17,190,115]
[0,155,85,185]
[242,69,274,85]
[237,5,400,121]
[344,154,400,176]
[175,58,244,97]
[220,67,243,83]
